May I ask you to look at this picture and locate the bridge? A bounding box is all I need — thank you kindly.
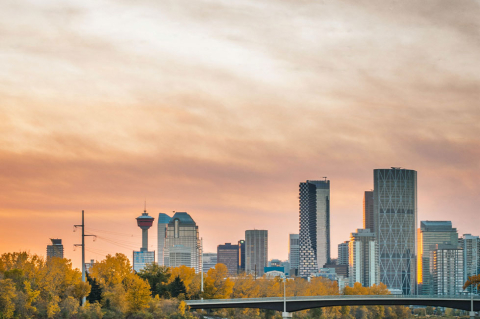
[187,295,480,313]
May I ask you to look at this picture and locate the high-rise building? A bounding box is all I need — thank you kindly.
[374,168,417,295]
[169,245,192,268]
[238,239,245,273]
[157,213,171,266]
[460,234,480,294]
[289,234,300,277]
[348,229,379,287]
[430,244,464,295]
[363,191,374,232]
[338,241,349,266]
[299,179,330,277]
[46,238,64,259]
[245,230,268,277]
[217,243,239,276]
[203,253,218,272]
[417,221,458,295]
[133,207,155,272]
[164,212,202,273]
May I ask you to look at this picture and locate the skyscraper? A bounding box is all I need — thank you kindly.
[374,168,417,295]
[203,252,218,272]
[133,207,155,272]
[157,213,171,266]
[289,234,300,277]
[417,221,458,294]
[430,244,464,295]
[299,179,330,277]
[46,238,64,259]
[164,212,202,273]
[238,239,245,273]
[217,243,239,276]
[338,241,349,266]
[348,229,379,287]
[460,234,480,294]
[363,191,374,232]
[245,230,268,277]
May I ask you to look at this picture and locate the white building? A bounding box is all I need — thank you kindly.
[348,229,379,287]
[430,244,464,295]
[460,234,480,294]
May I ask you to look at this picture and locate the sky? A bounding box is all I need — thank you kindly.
[0,0,479,270]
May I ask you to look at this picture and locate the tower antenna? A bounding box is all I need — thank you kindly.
[323,176,328,182]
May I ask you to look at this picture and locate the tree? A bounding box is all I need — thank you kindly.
[86,272,103,303]
[0,279,17,319]
[123,274,151,314]
[464,274,480,291]
[203,263,234,299]
[425,306,434,315]
[89,253,132,288]
[137,263,171,297]
[169,276,187,298]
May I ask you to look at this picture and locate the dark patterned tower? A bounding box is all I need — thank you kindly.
[374,168,417,295]
[299,180,330,277]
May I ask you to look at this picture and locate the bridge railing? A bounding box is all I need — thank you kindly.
[187,295,480,304]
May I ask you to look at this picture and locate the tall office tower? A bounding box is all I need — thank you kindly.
[338,241,349,266]
[348,229,379,287]
[289,234,300,276]
[203,253,218,272]
[217,243,239,276]
[46,239,64,259]
[157,213,171,266]
[164,212,202,273]
[245,230,268,277]
[460,234,480,294]
[430,244,464,295]
[299,180,330,277]
[238,239,245,273]
[133,207,155,272]
[417,221,458,295]
[374,168,417,295]
[363,191,374,232]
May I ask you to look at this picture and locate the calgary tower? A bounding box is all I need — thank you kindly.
[133,203,155,271]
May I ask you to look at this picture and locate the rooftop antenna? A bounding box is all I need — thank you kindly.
[323,176,328,182]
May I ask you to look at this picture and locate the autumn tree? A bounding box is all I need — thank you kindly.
[137,263,171,298]
[203,263,234,299]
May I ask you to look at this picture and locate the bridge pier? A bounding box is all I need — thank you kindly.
[282,312,292,318]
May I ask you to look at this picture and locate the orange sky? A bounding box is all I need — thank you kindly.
[0,0,479,270]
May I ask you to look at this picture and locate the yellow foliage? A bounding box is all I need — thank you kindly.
[203,263,234,299]
[124,273,151,313]
[89,253,132,288]
[0,279,17,319]
[178,300,187,315]
[464,274,480,290]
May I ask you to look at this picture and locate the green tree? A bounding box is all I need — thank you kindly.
[169,276,187,298]
[86,272,103,304]
[137,263,171,297]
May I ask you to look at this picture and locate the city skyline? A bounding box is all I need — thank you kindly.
[1,0,479,271]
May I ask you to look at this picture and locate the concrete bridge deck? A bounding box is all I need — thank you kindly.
[187,295,480,312]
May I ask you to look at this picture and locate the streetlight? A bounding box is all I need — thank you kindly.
[281,274,293,319]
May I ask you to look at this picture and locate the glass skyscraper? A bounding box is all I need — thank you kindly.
[299,179,330,277]
[417,221,458,295]
[157,213,172,266]
[164,212,202,273]
[374,168,417,295]
[289,234,300,276]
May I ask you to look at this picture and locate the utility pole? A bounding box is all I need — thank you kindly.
[74,210,96,306]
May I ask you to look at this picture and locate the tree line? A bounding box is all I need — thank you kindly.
[0,251,471,319]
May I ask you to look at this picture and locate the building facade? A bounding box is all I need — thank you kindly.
[417,221,458,295]
[157,213,172,266]
[133,251,155,272]
[374,168,417,295]
[169,245,192,268]
[217,243,239,276]
[289,234,300,277]
[245,230,268,277]
[164,212,202,273]
[203,253,218,272]
[299,180,330,277]
[460,234,480,294]
[430,244,463,295]
[338,241,349,266]
[363,191,374,232]
[348,229,379,287]
[46,238,64,259]
[133,207,155,272]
